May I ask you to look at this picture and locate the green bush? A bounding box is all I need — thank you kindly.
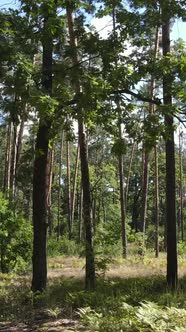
[47,236,83,257]
[0,192,32,273]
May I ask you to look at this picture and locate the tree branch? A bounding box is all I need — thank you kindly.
[112,88,162,105]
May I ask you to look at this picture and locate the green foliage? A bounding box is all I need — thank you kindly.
[111,138,127,156]
[0,192,32,273]
[47,236,83,257]
[79,301,186,331]
[177,241,186,256]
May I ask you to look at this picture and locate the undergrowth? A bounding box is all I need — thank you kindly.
[1,273,186,331]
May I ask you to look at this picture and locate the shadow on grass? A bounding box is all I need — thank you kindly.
[1,273,186,323]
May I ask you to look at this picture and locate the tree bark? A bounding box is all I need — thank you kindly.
[3,122,12,195]
[71,142,79,229]
[57,130,64,240]
[179,130,184,241]
[154,145,160,257]
[119,153,127,258]
[162,10,177,289]
[10,122,17,198]
[125,141,135,210]
[32,7,53,292]
[47,148,54,236]
[66,138,72,239]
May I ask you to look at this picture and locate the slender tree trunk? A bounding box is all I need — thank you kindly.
[10,123,17,198]
[66,139,72,239]
[32,8,53,292]
[154,145,160,257]
[15,112,26,177]
[102,197,106,223]
[71,142,80,228]
[66,7,95,290]
[47,148,54,236]
[112,3,127,258]
[125,141,135,209]
[179,130,184,241]
[119,152,127,258]
[3,122,12,194]
[162,10,177,289]
[140,152,150,235]
[57,131,64,240]
[78,184,83,242]
[141,26,159,248]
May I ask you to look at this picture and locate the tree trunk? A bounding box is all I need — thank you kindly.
[71,142,79,229]
[32,8,53,292]
[66,139,72,239]
[3,122,12,194]
[154,145,160,257]
[47,148,54,236]
[78,184,83,242]
[162,10,177,289]
[179,130,184,241]
[125,141,135,210]
[66,6,95,290]
[140,151,150,235]
[57,130,64,240]
[15,111,26,177]
[79,122,95,290]
[10,122,17,198]
[119,153,127,258]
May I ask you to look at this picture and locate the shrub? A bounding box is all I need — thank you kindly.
[47,236,83,257]
[0,192,32,273]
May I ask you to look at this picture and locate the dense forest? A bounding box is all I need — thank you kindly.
[1,0,186,331]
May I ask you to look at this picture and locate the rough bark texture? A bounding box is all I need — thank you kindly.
[162,13,177,289]
[32,9,53,292]
[79,123,95,290]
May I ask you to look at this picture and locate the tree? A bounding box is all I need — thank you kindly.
[161,1,177,289]
[66,4,95,290]
[32,1,55,292]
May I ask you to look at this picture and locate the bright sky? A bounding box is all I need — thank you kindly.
[172,20,186,41]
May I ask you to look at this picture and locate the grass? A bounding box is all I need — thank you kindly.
[1,251,186,330]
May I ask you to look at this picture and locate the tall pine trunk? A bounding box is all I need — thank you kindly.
[162,8,177,289]
[32,8,53,292]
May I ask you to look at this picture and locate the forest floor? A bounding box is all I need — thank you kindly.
[0,253,186,331]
